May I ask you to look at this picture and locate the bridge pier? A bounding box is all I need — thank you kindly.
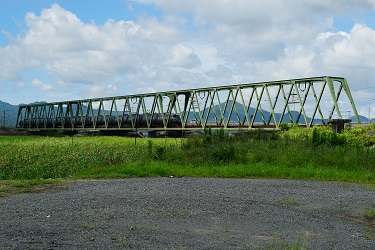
[328,119,351,134]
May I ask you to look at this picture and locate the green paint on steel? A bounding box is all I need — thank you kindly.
[16,76,361,131]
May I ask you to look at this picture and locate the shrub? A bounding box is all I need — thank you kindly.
[154,145,166,160]
[279,122,290,131]
[211,144,235,164]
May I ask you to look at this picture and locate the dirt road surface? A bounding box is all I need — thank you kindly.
[0,178,374,249]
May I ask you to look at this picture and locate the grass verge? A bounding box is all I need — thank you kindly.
[74,161,374,184]
[0,179,65,197]
[0,125,375,193]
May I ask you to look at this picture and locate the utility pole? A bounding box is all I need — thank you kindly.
[2,110,11,127]
[369,99,375,124]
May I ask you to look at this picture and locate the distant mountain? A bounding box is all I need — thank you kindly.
[188,100,311,124]
[355,115,370,124]
[0,100,19,127]
[186,100,368,125]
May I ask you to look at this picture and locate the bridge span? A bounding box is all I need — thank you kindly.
[16,76,360,132]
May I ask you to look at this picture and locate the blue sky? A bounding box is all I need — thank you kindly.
[0,0,161,45]
[1,0,375,117]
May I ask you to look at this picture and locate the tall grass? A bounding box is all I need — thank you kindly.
[0,136,165,179]
[1,125,375,183]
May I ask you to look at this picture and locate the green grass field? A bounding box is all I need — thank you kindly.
[0,125,375,188]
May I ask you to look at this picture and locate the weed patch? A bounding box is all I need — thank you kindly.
[1,125,375,184]
[259,233,308,249]
[363,227,375,240]
[361,208,375,224]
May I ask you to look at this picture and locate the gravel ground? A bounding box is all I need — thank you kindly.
[0,178,374,249]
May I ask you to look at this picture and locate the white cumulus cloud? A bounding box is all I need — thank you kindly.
[31,79,52,91]
[163,44,201,69]
[0,1,374,114]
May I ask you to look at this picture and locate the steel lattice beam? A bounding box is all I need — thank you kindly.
[16,76,361,131]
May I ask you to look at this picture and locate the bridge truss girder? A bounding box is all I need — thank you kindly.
[16,76,360,131]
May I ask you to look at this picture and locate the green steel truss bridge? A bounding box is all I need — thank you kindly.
[17,76,360,131]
